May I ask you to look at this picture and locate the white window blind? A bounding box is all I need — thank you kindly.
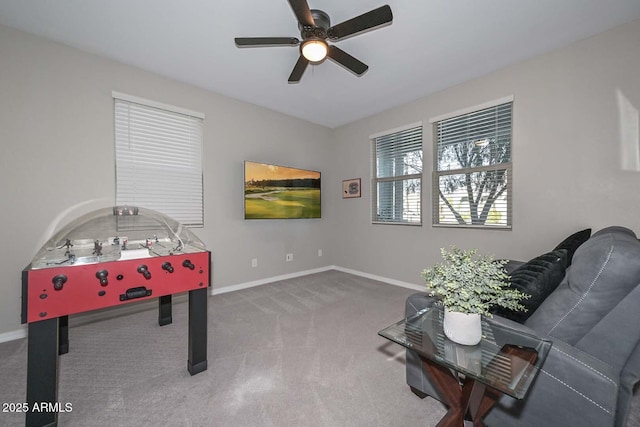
[114,95,204,227]
[433,101,512,228]
[372,124,423,225]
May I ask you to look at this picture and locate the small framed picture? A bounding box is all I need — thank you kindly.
[342,178,361,198]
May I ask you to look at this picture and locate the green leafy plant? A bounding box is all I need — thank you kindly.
[421,246,529,316]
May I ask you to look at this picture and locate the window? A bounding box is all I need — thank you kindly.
[432,97,512,228]
[372,123,423,225]
[113,92,204,227]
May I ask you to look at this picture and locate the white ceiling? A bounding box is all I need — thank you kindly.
[1,1,640,128]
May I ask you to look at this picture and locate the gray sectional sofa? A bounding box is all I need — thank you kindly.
[405,226,640,426]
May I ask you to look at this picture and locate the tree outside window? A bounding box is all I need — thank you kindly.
[433,102,512,228]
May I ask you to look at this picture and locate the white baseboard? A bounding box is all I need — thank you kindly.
[331,266,425,291]
[0,327,27,343]
[211,266,334,295]
[211,265,424,296]
[0,266,422,343]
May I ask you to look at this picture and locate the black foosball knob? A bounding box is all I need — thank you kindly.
[96,269,109,286]
[137,264,152,279]
[162,262,174,273]
[52,274,67,290]
[182,259,195,270]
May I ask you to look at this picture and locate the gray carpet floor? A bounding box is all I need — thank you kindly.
[0,271,446,427]
[2,270,639,426]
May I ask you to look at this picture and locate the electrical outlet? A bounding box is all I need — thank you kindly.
[318,249,323,257]
[251,258,258,268]
[286,253,293,262]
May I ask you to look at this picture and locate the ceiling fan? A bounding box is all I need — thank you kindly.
[234,1,393,83]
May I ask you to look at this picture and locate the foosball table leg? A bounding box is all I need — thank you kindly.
[26,318,59,427]
[158,295,172,326]
[58,315,69,354]
[187,287,207,375]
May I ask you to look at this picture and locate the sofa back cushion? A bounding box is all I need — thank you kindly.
[525,226,640,345]
[553,228,591,266]
[492,249,567,323]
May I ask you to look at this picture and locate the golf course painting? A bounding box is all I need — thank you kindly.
[244,161,321,219]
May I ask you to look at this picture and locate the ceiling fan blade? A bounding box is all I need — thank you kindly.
[287,0,315,27]
[235,37,299,47]
[288,55,309,83]
[326,45,368,76]
[327,5,393,40]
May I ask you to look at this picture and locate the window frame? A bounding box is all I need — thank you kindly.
[113,91,205,227]
[430,96,513,229]
[371,122,423,226]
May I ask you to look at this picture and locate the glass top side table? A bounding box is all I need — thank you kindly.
[379,307,552,426]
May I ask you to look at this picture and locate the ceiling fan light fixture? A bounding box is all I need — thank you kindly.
[301,40,328,62]
[234,3,393,82]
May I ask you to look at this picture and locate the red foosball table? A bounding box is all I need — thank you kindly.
[21,207,210,427]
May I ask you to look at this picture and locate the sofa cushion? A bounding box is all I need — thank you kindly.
[493,249,568,323]
[501,259,526,274]
[526,226,640,345]
[553,228,591,266]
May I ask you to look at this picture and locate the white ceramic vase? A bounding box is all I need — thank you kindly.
[443,307,482,346]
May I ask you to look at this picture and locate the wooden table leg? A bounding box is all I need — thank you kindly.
[461,377,489,427]
[420,358,465,427]
[420,356,501,427]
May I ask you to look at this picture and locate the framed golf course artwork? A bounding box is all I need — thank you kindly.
[244,161,321,219]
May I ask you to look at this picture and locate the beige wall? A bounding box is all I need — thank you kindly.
[0,24,334,336]
[328,18,640,286]
[2,18,639,337]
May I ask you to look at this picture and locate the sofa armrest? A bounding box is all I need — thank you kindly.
[486,315,619,427]
[405,291,435,317]
[405,292,451,401]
